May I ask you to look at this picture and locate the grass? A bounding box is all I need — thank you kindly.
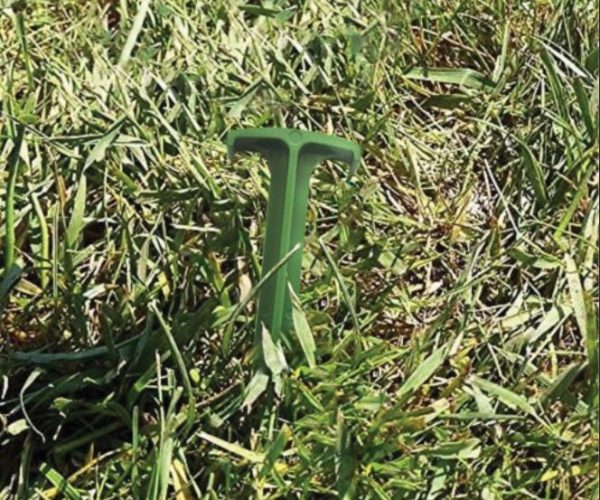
[0,0,598,498]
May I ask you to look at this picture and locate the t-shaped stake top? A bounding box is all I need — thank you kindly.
[226,127,361,361]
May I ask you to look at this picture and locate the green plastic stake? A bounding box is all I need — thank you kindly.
[226,127,361,359]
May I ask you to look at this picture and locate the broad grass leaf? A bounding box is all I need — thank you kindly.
[566,254,599,387]
[518,141,548,207]
[507,303,572,348]
[198,431,264,463]
[540,48,569,121]
[404,67,494,90]
[573,78,595,138]
[242,369,269,409]
[469,383,493,414]
[39,463,82,500]
[261,325,288,376]
[471,376,537,416]
[118,0,152,66]
[289,285,316,368]
[423,438,481,459]
[261,324,288,396]
[336,412,356,500]
[565,254,589,340]
[422,93,471,109]
[66,175,87,248]
[396,345,447,399]
[541,363,583,405]
[84,120,124,169]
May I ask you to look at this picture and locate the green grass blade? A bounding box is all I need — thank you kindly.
[118,0,153,66]
[518,139,548,207]
[471,376,537,416]
[3,126,25,272]
[404,67,495,90]
[39,463,82,500]
[289,284,317,368]
[66,174,87,248]
[565,253,598,389]
[396,345,447,399]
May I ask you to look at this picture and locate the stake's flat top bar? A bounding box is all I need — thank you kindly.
[226,127,361,174]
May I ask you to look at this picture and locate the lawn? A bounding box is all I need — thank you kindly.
[0,0,598,498]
